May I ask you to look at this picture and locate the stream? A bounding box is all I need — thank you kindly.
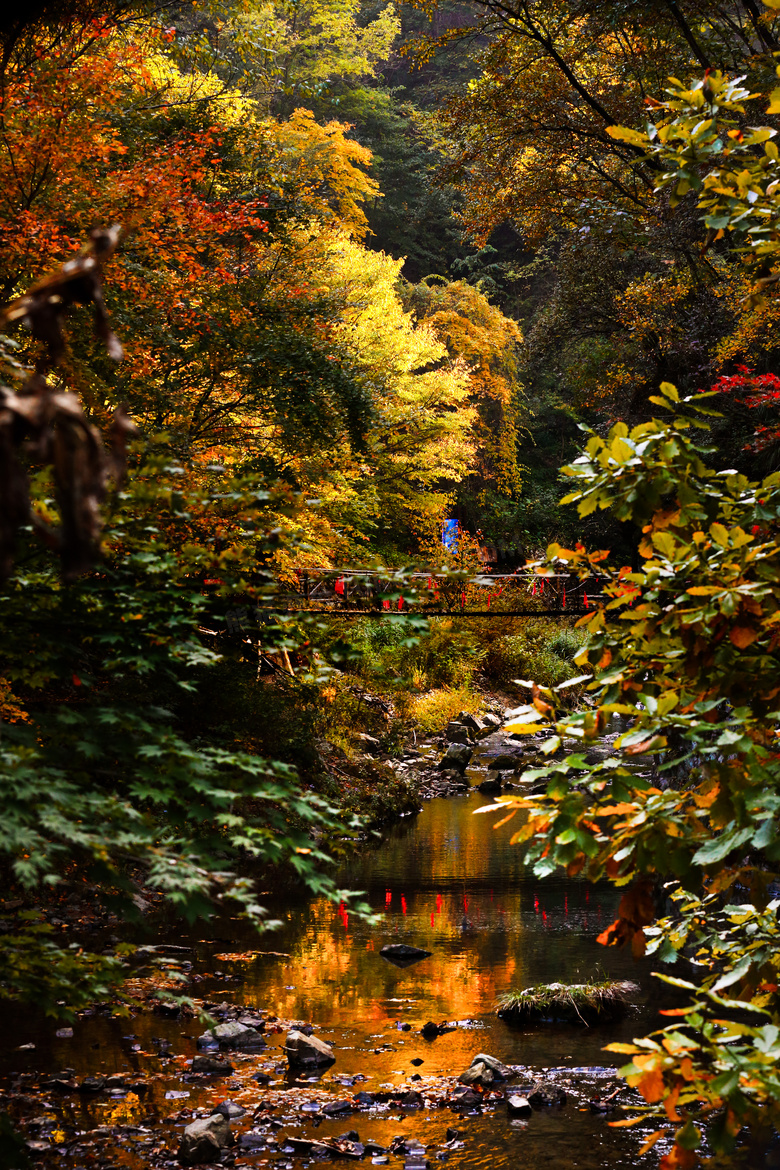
[0,737,667,1169]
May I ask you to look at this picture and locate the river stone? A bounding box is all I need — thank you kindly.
[321,1099,352,1115]
[197,1020,265,1050]
[438,743,472,771]
[78,1076,106,1092]
[477,774,502,794]
[481,714,501,731]
[457,712,483,736]
[507,1094,532,1117]
[212,1100,246,1119]
[286,1029,336,1068]
[178,1114,234,1165]
[380,944,432,968]
[489,752,524,770]
[448,1085,481,1108]
[191,1055,234,1075]
[528,1080,567,1108]
[238,1131,267,1150]
[445,722,472,745]
[469,1053,514,1080]
[459,1061,496,1087]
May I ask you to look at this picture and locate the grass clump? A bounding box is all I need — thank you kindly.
[406,685,482,736]
[497,979,639,1027]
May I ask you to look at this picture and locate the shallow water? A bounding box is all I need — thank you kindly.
[0,782,666,1168]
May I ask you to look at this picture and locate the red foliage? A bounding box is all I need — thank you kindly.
[708,366,780,450]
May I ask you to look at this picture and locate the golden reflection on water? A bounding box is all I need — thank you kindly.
[208,790,645,1083]
[0,790,660,1170]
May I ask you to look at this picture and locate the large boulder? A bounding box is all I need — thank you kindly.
[177,1114,234,1165]
[438,744,473,772]
[285,1029,336,1068]
[197,1020,265,1050]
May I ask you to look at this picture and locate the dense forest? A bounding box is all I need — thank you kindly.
[5,0,780,1167]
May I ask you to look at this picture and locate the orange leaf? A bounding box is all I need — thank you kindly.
[606,856,626,879]
[729,626,758,649]
[639,1131,666,1155]
[625,736,663,755]
[632,927,647,958]
[597,921,620,946]
[637,1067,665,1103]
[664,1082,682,1121]
[618,879,656,928]
[693,782,720,809]
[660,1142,697,1169]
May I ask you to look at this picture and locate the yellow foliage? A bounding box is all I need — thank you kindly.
[266,109,379,237]
[407,685,482,734]
[406,280,528,496]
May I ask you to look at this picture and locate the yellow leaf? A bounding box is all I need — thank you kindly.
[710,522,730,547]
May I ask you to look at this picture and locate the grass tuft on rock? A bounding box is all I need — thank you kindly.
[497,980,639,1027]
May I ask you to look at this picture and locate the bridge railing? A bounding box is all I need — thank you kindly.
[278,568,608,615]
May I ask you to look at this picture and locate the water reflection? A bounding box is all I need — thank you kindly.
[0,791,663,1169]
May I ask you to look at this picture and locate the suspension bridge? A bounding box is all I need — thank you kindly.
[220,568,608,635]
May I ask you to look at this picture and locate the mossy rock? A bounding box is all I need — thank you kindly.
[497,980,639,1027]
